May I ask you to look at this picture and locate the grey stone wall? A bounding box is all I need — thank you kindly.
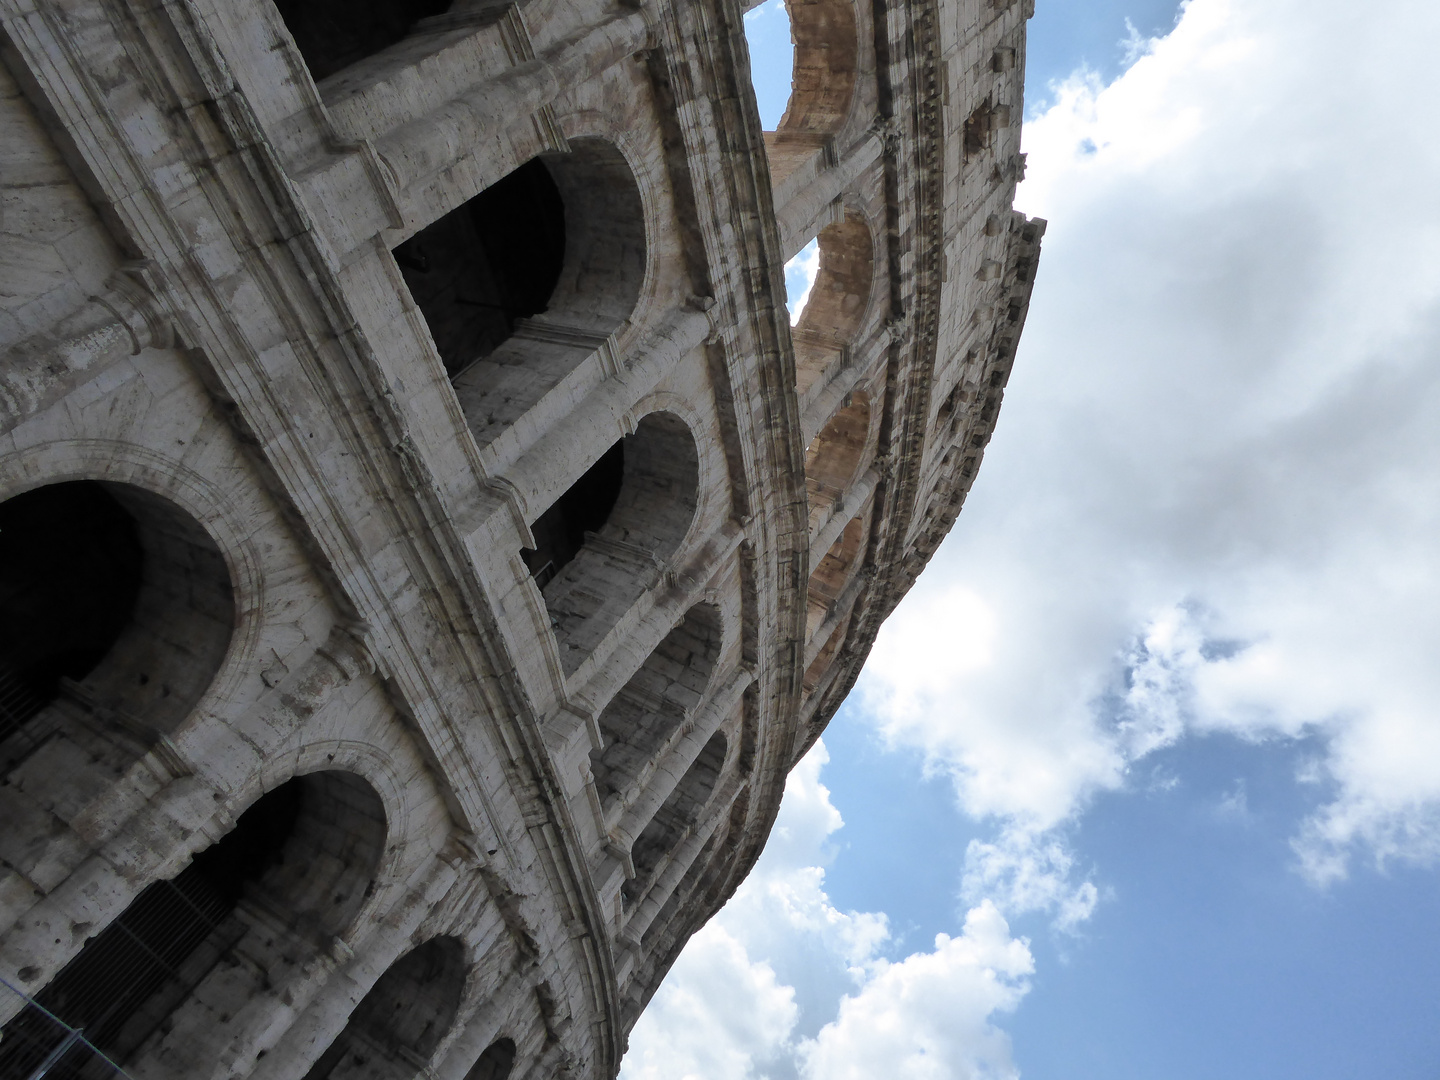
[0,0,1041,1077]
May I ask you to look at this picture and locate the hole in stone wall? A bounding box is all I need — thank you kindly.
[742,0,794,130]
[785,237,820,325]
[590,603,723,810]
[963,97,994,160]
[625,730,727,906]
[394,158,566,380]
[464,1038,518,1080]
[273,0,454,83]
[537,412,700,673]
[0,771,386,1075]
[302,936,467,1080]
[0,481,234,780]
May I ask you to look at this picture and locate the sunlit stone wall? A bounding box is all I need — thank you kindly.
[0,0,1039,1076]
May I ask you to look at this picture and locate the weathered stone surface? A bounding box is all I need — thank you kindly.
[0,0,1040,1076]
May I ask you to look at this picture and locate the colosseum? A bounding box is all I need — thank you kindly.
[0,0,1041,1076]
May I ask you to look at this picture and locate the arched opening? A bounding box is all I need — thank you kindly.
[522,442,624,590]
[793,214,874,396]
[803,612,850,694]
[806,511,866,640]
[399,139,648,450]
[0,481,233,790]
[465,1038,518,1080]
[273,0,454,84]
[302,936,467,1080]
[625,731,727,907]
[591,603,723,813]
[535,412,700,674]
[394,158,566,381]
[778,0,859,136]
[804,391,870,533]
[757,0,859,187]
[0,771,387,1076]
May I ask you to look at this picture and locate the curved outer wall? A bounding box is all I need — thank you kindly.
[0,0,1040,1077]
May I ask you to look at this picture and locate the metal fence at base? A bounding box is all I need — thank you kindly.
[0,976,133,1080]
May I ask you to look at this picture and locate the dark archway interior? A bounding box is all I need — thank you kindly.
[273,0,454,83]
[0,772,386,1075]
[0,482,142,724]
[395,158,567,379]
[465,1038,518,1080]
[0,783,300,1074]
[522,441,624,589]
[302,936,467,1080]
[0,480,236,772]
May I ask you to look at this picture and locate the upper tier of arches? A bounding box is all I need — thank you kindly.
[776,0,859,138]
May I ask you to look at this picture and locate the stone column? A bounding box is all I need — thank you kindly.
[1,264,172,437]
[773,132,883,259]
[376,11,652,194]
[496,301,715,526]
[606,668,750,860]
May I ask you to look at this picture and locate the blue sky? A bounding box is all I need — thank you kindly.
[622,3,1440,1078]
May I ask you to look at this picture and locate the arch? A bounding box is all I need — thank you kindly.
[806,511,866,640]
[0,771,388,1075]
[625,730,727,906]
[793,213,874,396]
[465,1038,518,1080]
[804,390,870,533]
[803,611,850,694]
[273,0,454,84]
[776,0,858,136]
[398,139,648,450]
[591,603,724,813]
[531,412,700,674]
[0,480,234,786]
[302,936,468,1080]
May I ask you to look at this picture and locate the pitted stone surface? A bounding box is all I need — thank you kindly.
[0,0,1039,1076]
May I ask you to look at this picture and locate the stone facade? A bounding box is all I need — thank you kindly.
[0,0,1041,1076]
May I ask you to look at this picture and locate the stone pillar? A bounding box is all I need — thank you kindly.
[606,669,750,859]
[497,302,714,525]
[773,132,883,259]
[1,264,172,437]
[376,11,652,193]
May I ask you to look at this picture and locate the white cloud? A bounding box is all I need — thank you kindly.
[786,239,820,325]
[798,902,1033,1080]
[621,923,798,1080]
[961,828,1098,932]
[622,745,1035,1079]
[860,0,1440,908]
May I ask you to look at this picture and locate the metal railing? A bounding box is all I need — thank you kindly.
[0,977,134,1080]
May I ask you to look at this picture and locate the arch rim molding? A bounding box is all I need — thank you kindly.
[0,438,267,723]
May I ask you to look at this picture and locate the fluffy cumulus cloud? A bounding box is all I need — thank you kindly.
[862,0,1440,909]
[621,745,1033,1080]
[798,902,1033,1080]
[620,924,797,1080]
[786,239,821,325]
